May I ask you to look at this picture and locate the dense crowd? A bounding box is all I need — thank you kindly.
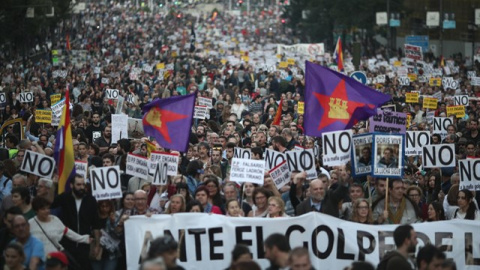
[0,1,479,270]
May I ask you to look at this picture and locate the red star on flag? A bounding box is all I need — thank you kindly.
[143,107,188,143]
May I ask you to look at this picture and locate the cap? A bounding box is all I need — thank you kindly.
[46,251,68,267]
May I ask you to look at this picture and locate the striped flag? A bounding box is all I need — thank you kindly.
[272,99,283,126]
[54,88,75,194]
[334,37,344,72]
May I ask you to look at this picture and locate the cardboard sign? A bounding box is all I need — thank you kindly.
[90,166,122,200]
[423,97,438,109]
[51,98,66,118]
[106,89,120,99]
[453,95,469,106]
[405,131,430,156]
[156,63,165,70]
[442,77,459,89]
[404,44,423,60]
[297,101,304,114]
[111,114,128,144]
[372,134,404,178]
[351,134,373,176]
[74,160,88,180]
[230,158,265,185]
[322,130,352,166]
[151,161,168,186]
[20,150,55,179]
[269,161,291,190]
[194,106,208,119]
[405,92,419,103]
[278,62,288,68]
[286,149,317,180]
[50,94,61,105]
[446,105,465,118]
[264,149,286,171]
[19,92,34,103]
[198,97,213,109]
[126,154,150,180]
[150,151,179,176]
[234,147,251,159]
[459,159,480,191]
[35,109,52,123]
[429,77,442,86]
[369,109,407,134]
[422,144,456,168]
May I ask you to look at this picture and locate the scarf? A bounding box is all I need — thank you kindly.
[388,197,407,224]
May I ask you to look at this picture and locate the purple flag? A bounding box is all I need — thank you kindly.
[304,61,391,136]
[142,93,196,152]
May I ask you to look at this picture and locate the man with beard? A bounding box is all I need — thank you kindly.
[94,125,112,155]
[85,113,102,144]
[51,174,101,270]
[271,136,287,153]
[377,225,417,270]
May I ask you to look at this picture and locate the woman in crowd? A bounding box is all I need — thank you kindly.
[11,187,35,220]
[226,199,244,217]
[92,200,121,270]
[406,186,428,220]
[444,184,459,219]
[427,201,446,221]
[194,186,222,214]
[425,172,441,204]
[266,196,288,218]
[204,177,225,213]
[176,182,193,205]
[29,196,90,254]
[186,200,204,213]
[350,198,374,224]
[248,188,272,217]
[241,182,257,207]
[3,243,27,270]
[453,189,480,220]
[114,192,135,270]
[165,194,186,214]
[231,96,247,119]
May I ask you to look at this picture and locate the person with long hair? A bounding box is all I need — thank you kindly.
[114,192,135,270]
[350,198,374,224]
[194,186,222,214]
[427,201,446,221]
[226,199,244,217]
[92,200,121,270]
[241,182,257,207]
[453,189,479,220]
[3,242,27,270]
[165,194,186,214]
[204,177,225,213]
[266,196,288,218]
[247,187,272,217]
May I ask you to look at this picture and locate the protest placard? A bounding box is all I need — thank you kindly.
[372,134,404,178]
[75,161,88,180]
[433,117,453,139]
[198,97,213,108]
[453,95,469,106]
[111,114,128,144]
[351,134,373,176]
[422,144,456,168]
[369,109,407,134]
[405,131,430,156]
[50,93,61,105]
[230,158,265,184]
[126,154,150,180]
[106,89,120,99]
[470,76,480,86]
[397,76,410,86]
[442,77,459,89]
[405,92,419,103]
[404,44,422,60]
[128,118,145,139]
[264,149,286,171]
[286,149,317,180]
[151,161,168,186]
[0,93,5,106]
[194,105,208,119]
[20,150,55,179]
[429,77,442,86]
[51,98,65,118]
[150,151,179,176]
[234,147,251,159]
[35,109,52,124]
[297,101,304,114]
[269,161,291,190]
[322,130,352,166]
[19,92,34,103]
[423,97,438,109]
[90,166,122,200]
[459,159,480,191]
[446,105,465,118]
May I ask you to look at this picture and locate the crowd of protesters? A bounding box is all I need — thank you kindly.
[0,1,479,270]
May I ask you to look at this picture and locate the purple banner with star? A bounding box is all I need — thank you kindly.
[142,92,196,152]
[304,61,391,137]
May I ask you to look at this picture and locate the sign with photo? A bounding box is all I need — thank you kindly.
[372,134,404,178]
[351,133,373,176]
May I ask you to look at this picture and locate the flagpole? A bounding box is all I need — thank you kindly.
[384,177,389,212]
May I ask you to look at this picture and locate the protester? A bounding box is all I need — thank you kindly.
[377,224,417,270]
[289,247,315,270]
[11,215,45,270]
[264,233,291,270]
[146,236,185,270]
[416,244,446,270]
[350,198,374,224]
[452,189,480,220]
[3,242,28,270]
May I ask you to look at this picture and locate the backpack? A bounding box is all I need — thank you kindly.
[377,251,403,270]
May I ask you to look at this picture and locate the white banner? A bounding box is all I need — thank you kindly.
[422,144,456,168]
[230,158,264,184]
[20,150,55,179]
[126,154,150,180]
[322,130,352,166]
[111,114,128,144]
[269,161,291,190]
[150,151,179,176]
[125,213,480,270]
[74,160,88,180]
[277,43,325,57]
[459,159,480,191]
[89,166,122,200]
[405,131,430,156]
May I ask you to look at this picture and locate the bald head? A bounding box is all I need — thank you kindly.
[309,179,325,202]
